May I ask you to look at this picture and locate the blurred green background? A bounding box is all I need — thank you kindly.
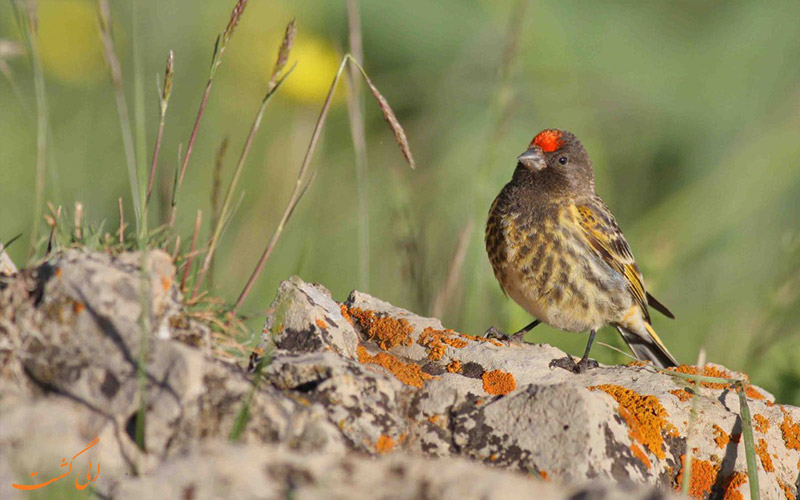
[2,1,800,402]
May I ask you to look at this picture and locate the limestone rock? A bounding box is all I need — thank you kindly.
[1,252,798,499]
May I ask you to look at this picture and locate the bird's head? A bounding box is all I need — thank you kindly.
[515,129,595,195]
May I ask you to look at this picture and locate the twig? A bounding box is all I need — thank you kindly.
[180,210,203,292]
[431,219,475,317]
[74,202,84,242]
[346,0,370,291]
[147,50,174,204]
[98,0,141,229]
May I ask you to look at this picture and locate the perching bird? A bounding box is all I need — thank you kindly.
[485,129,678,372]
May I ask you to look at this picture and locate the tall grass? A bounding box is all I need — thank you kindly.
[98,0,140,231]
[10,0,49,260]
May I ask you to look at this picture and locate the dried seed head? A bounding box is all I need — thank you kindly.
[362,72,415,169]
[269,19,296,88]
[162,50,175,103]
[222,0,248,46]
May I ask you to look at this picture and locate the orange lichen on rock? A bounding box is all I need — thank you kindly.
[670,365,766,400]
[589,385,677,460]
[630,443,652,469]
[458,333,504,347]
[417,327,468,361]
[356,345,433,388]
[713,425,730,449]
[539,470,549,481]
[482,370,516,395]
[745,385,765,400]
[72,301,85,314]
[161,275,171,292]
[755,438,774,472]
[349,307,414,350]
[676,455,720,499]
[753,414,770,433]
[670,364,738,389]
[779,480,796,500]
[780,409,800,450]
[446,359,462,373]
[720,472,748,500]
[670,389,693,402]
[340,304,354,325]
[315,318,329,330]
[375,434,394,453]
[626,360,647,367]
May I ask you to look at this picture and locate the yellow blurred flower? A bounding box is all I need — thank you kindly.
[37,0,106,86]
[281,34,342,104]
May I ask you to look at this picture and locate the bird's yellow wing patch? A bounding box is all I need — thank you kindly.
[574,203,650,322]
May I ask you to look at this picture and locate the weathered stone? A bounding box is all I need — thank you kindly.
[1,254,798,499]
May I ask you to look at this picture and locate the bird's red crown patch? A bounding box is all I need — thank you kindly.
[530,129,564,153]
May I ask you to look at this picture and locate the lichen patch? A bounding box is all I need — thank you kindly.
[669,388,693,402]
[376,434,394,454]
[753,413,770,433]
[356,345,434,388]
[780,408,800,450]
[756,438,774,472]
[446,359,462,373]
[630,443,652,469]
[417,327,468,361]
[349,307,414,350]
[482,370,516,395]
[589,385,677,460]
[712,425,729,449]
[676,455,719,499]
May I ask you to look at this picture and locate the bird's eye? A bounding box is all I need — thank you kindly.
[558,156,568,165]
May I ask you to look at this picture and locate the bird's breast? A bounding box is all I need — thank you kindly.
[486,200,629,332]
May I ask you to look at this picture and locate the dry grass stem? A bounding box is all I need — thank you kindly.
[180,210,203,292]
[680,348,706,496]
[208,137,229,287]
[74,202,84,241]
[235,53,417,311]
[175,0,248,201]
[233,54,351,312]
[147,50,174,204]
[11,1,49,259]
[346,0,370,291]
[171,235,181,262]
[192,60,296,300]
[117,197,124,244]
[432,219,475,318]
[98,0,141,227]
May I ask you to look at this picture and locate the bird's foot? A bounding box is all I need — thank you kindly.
[484,326,526,344]
[549,355,599,374]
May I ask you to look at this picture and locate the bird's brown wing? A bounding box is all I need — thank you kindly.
[574,199,651,323]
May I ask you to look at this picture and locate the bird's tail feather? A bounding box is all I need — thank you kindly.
[615,323,678,368]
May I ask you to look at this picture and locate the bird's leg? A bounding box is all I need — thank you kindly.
[549,329,600,373]
[484,319,540,343]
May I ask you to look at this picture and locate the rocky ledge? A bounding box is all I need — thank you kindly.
[1,249,798,499]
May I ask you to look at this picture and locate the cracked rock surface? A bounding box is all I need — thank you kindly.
[1,250,798,499]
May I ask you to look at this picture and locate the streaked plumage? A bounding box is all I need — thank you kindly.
[485,129,677,370]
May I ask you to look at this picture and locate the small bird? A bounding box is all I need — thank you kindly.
[485,129,678,372]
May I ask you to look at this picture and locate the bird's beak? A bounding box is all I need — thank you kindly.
[517,147,546,171]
